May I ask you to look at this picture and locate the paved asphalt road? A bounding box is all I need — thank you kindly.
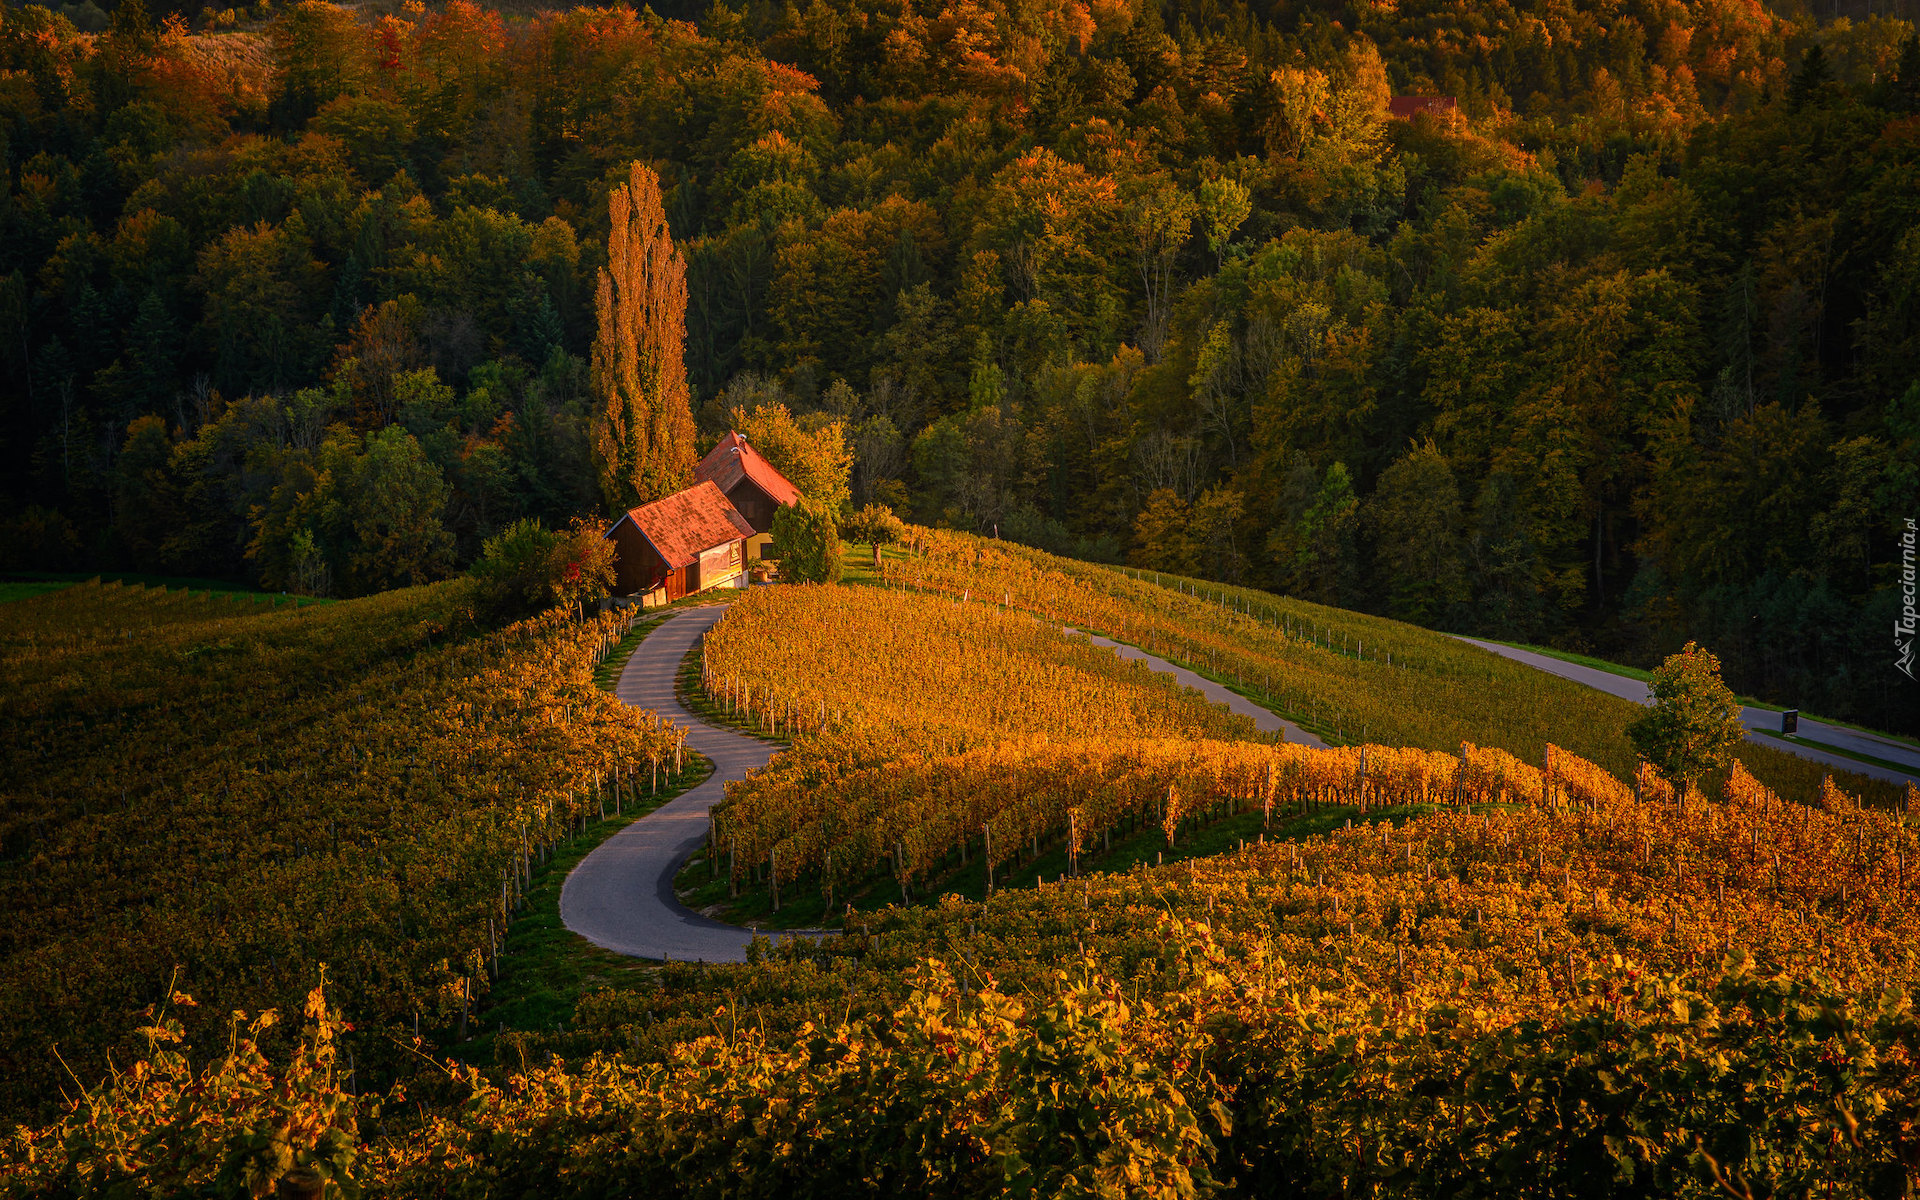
[1456,637,1920,787]
[558,604,796,964]
[560,603,1320,962]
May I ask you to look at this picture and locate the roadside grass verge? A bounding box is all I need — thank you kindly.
[674,635,794,746]
[0,582,74,604]
[1754,730,1919,776]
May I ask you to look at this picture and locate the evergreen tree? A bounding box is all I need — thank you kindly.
[523,295,566,364]
[1895,34,1920,113]
[591,162,696,513]
[124,291,178,415]
[1366,441,1467,625]
[1787,44,1833,111]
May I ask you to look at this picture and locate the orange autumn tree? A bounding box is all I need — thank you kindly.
[591,162,697,512]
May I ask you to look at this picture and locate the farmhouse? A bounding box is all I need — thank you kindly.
[605,480,755,604]
[694,431,801,561]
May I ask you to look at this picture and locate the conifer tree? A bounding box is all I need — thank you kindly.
[1895,34,1920,112]
[1787,44,1833,111]
[591,162,696,513]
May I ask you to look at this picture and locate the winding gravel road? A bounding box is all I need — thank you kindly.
[559,602,1319,962]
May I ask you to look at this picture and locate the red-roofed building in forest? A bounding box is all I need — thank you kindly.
[694,431,801,561]
[1387,95,1459,123]
[605,480,755,604]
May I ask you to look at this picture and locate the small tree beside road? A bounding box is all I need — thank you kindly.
[547,517,618,617]
[1628,641,1747,795]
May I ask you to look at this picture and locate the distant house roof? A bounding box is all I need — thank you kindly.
[695,431,802,508]
[609,480,754,569]
[1388,95,1458,120]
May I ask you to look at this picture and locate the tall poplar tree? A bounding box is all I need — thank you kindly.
[592,162,696,513]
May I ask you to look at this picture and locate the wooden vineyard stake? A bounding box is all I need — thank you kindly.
[985,823,994,894]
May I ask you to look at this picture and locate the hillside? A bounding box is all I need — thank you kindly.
[684,547,1894,930]
[4,555,1915,1194]
[885,530,1914,799]
[0,579,696,1120]
[1,0,1916,1178]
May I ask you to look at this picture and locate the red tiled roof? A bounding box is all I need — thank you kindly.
[695,431,802,507]
[614,480,754,568]
[1388,95,1458,119]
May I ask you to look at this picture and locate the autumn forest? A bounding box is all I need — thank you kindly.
[1,0,1917,730]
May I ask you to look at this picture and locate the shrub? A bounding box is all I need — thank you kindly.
[772,498,841,584]
[469,519,558,619]
[546,516,617,617]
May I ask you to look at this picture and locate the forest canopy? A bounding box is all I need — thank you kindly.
[0,0,1916,729]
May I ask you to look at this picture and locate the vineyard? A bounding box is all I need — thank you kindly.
[701,552,1899,918]
[10,750,1920,1196]
[0,580,687,1120]
[706,733,1691,907]
[596,752,1920,1103]
[698,584,1260,758]
[695,584,1268,908]
[877,530,1904,807]
[7,561,1920,1195]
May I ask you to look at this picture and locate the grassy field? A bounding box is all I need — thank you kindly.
[0,582,72,605]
